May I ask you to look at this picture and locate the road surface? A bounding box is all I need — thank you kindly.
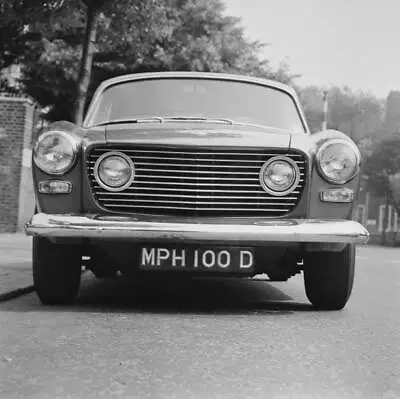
[0,245,399,398]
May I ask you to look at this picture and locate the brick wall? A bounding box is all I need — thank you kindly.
[0,96,37,232]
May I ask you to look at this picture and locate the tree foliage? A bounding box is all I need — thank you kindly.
[363,137,400,212]
[0,0,67,70]
[2,0,296,122]
[299,85,383,141]
[383,90,400,138]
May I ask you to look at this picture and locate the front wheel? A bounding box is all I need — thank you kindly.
[33,237,82,305]
[303,244,355,310]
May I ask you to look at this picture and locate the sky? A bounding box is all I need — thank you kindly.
[223,0,400,98]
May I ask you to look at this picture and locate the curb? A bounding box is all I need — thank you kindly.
[0,285,35,303]
[0,269,90,304]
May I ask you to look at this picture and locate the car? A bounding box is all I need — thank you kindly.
[25,71,369,310]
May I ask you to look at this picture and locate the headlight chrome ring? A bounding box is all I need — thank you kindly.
[316,139,361,184]
[93,151,135,192]
[33,130,80,175]
[259,156,301,196]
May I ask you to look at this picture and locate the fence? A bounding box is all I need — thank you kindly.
[356,196,400,245]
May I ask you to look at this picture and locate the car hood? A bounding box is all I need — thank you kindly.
[104,123,292,148]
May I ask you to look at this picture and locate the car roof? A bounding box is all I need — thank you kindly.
[95,71,298,98]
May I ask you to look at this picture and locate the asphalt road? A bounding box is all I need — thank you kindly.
[0,245,400,399]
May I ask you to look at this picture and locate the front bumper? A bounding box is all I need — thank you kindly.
[25,213,369,244]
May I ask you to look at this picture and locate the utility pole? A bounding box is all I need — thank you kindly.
[322,89,329,130]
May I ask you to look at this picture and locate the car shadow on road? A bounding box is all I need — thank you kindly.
[2,273,315,315]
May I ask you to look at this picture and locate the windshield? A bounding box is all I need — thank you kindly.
[87,78,306,133]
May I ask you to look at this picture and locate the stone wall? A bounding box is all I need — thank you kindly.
[0,95,37,232]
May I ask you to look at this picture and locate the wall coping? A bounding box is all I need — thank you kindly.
[0,94,36,106]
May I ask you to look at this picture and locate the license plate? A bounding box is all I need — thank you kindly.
[139,246,255,272]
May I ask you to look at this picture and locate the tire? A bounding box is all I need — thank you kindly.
[303,244,355,310]
[267,272,290,282]
[33,236,82,305]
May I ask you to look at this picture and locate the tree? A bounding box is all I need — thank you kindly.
[0,0,114,123]
[363,137,400,243]
[17,0,296,122]
[0,0,67,71]
[20,0,172,121]
[299,85,383,141]
[383,90,400,138]
[73,0,109,124]
[298,86,325,133]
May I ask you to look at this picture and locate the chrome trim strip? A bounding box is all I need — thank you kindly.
[91,149,306,157]
[135,162,263,169]
[99,174,260,181]
[132,168,260,175]
[98,198,296,205]
[90,156,305,163]
[97,187,298,196]
[90,174,305,184]
[102,204,292,211]
[98,192,298,200]
[110,181,268,187]
[26,213,369,244]
[98,198,296,207]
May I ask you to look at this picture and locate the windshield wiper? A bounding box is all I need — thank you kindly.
[154,117,273,129]
[162,117,277,130]
[93,117,164,127]
[93,116,272,130]
[161,116,234,125]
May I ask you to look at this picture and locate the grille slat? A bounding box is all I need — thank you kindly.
[102,204,292,212]
[95,157,304,163]
[97,190,299,198]
[137,168,262,175]
[135,174,260,181]
[87,146,307,216]
[98,198,297,206]
[96,180,264,187]
[89,170,304,181]
[91,184,302,196]
[92,148,305,157]
[89,160,306,166]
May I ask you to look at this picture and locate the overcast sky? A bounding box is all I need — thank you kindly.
[224,0,400,98]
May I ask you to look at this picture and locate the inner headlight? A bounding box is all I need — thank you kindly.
[94,152,135,191]
[33,131,79,175]
[316,139,360,184]
[259,156,300,196]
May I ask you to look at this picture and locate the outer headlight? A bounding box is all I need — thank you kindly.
[259,156,300,196]
[94,152,135,191]
[316,139,360,184]
[33,131,79,175]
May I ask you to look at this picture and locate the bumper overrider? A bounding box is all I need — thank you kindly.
[26,213,369,244]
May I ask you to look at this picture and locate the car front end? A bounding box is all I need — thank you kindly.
[26,72,369,310]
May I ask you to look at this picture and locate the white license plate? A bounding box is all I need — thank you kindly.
[139,246,255,272]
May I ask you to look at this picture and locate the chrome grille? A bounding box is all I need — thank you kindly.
[87,146,307,216]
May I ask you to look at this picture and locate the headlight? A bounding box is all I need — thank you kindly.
[33,131,79,175]
[259,156,300,196]
[316,139,360,184]
[94,152,135,191]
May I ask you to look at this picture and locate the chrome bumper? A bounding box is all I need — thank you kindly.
[25,213,369,244]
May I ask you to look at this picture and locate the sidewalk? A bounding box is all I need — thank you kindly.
[0,233,34,300]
